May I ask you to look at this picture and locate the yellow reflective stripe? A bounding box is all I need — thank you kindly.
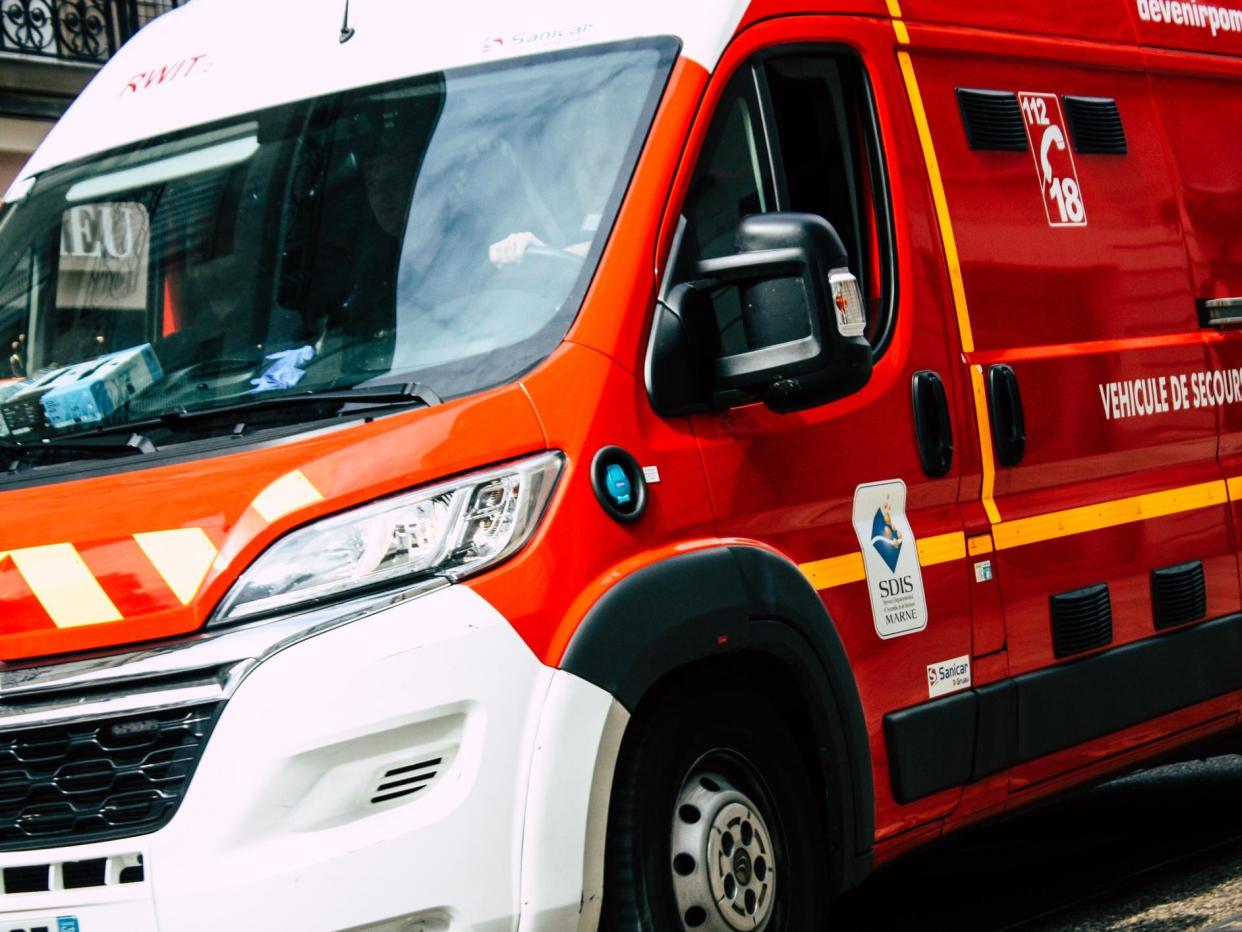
[970,366,1002,524]
[9,543,122,628]
[992,480,1227,551]
[1229,476,1242,501]
[967,534,994,556]
[917,531,966,566]
[898,51,974,354]
[800,552,865,590]
[134,528,219,605]
[886,0,909,42]
[900,49,999,525]
[799,476,1235,592]
[252,469,323,524]
[801,531,964,591]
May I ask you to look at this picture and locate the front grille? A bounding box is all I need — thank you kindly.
[0,853,143,896]
[0,703,221,850]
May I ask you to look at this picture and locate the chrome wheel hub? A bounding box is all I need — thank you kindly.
[670,770,777,931]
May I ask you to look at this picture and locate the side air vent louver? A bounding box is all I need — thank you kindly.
[370,757,442,805]
[1051,583,1113,658]
[956,89,1028,151]
[1063,96,1127,154]
[1152,561,1207,630]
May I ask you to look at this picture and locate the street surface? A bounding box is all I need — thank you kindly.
[835,756,1242,931]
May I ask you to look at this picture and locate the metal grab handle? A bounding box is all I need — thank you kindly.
[1199,298,1242,328]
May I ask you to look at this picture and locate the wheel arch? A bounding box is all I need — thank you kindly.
[560,545,874,893]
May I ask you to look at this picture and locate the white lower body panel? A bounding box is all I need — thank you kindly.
[0,585,624,932]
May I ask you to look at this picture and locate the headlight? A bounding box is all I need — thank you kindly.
[213,452,563,624]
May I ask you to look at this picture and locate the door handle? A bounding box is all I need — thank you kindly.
[1200,297,1242,328]
[911,370,953,478]
[987,364,1026,467]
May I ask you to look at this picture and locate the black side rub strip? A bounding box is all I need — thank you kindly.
[885,612,1242,803]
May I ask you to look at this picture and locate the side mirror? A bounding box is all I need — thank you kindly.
[647,212,873,416]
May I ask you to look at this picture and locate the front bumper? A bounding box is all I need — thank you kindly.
[0,584,600,932]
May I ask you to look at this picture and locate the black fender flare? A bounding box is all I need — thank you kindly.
[560,544,874,892]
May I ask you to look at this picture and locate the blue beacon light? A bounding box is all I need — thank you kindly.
[604,463,633,506]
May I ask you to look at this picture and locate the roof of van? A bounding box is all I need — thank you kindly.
[17,0,752,182]
[14,0,1242,186]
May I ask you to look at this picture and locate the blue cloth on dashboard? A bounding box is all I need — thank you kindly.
[250,345,315,393]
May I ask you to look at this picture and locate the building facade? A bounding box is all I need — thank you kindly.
[0,0,179,194]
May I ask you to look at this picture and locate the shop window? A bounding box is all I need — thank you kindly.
[52,202,152,366]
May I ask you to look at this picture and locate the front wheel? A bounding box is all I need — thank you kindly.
[603,675,830,931]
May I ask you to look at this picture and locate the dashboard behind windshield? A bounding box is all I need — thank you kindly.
[0,39,674,448]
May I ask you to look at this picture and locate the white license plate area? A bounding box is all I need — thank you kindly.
[2,917,77,932]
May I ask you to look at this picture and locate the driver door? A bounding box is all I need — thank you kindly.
[659,19,979,842]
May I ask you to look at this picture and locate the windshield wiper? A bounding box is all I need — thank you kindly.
[1,432,155,467]
[0,383,439,471]
[158,381,441,428]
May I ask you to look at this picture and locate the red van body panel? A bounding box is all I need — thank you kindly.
[903,1,1138,43]
[6,0,1242,897]
[0,387,546,659]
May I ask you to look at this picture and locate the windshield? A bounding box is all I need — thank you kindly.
[0,39,674,452]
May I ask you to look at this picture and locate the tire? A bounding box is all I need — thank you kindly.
[603,672,831,931]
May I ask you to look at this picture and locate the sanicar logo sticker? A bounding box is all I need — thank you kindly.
[851,480,928,639]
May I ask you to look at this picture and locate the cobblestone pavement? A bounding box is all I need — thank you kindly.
[835,756,1242,931]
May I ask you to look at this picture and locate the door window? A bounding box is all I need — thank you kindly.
[681,69,776,264]
[674,51,894,360]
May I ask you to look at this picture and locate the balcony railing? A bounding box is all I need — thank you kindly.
[1,0,180,65]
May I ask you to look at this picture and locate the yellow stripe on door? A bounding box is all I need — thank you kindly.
[916,532,967,566]
[992,480,1227,551]
[967,534,994,556]
[800,552,866,590]
[800,531,965,590]
[898,51,975,355]
[799,477,1241,592]
[1228,476,1242,502]
[970,366,1003,524]
[9,543,122,628]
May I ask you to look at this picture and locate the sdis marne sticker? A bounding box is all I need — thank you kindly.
[852,480,928,639]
